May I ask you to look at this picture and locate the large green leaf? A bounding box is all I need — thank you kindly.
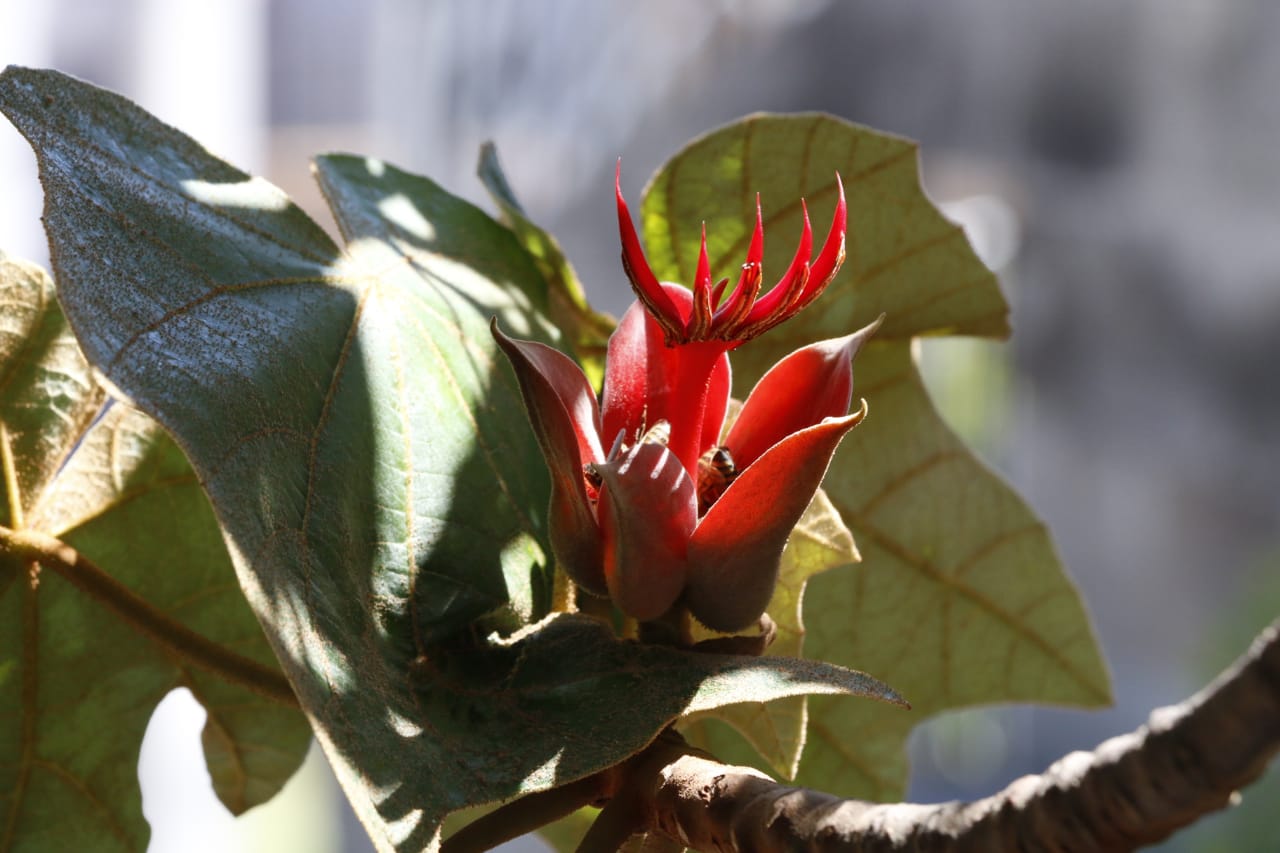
[0,254,310,851]
[641,114,1111,799]
[0,69,906,851]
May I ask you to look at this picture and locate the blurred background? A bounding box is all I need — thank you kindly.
[3,1,1279,850]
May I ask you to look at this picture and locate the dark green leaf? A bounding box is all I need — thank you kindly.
[0,255,309,851]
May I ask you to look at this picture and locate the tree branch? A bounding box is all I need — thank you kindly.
[0,524,299,708]
[630,618,1280,852]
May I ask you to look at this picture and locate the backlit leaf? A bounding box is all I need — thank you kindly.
[0,255,310,851]
[640,113,1111,799]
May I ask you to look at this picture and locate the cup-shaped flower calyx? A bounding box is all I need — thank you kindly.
[493,314,877,632]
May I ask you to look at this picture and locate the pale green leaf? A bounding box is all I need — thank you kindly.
[640,113,1009,344]
[0,256,310,851]
[640,113,1111,800]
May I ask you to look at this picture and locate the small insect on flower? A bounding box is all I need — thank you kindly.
[697,445,738,515]
[583,419,673,507]
[638,420,671,448]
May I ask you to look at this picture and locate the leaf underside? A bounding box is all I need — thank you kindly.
[0,254,310,852]
[640,113,1112,800]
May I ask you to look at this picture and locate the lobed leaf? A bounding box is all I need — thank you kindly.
[0,255,310,851]
[640,113,1111,799]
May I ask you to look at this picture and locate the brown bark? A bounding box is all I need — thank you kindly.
[628,618,1280,852]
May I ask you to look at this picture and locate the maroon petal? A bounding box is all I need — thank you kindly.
[726,318,880,470]
[492,321,607,594]
[595,441,696,621]
[686,412,865,632]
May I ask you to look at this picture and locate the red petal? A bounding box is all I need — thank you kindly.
[492,321,607,594]
[710,260,762,340]
[726,319,879,470]
[795,173,847,310]
[617,163,683,341]
[685,412,865,632]
[745,193,764,266]
[710,196,764,336]
[595,442,696,621]
[601,289,731,476]
[688,224,714,340]
[694,223,712,293]
[710,277,730,308]
[741,198,813,327]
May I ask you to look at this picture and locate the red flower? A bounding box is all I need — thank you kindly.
[493,170,876,632]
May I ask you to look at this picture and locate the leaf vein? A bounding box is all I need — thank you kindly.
[847,516,1107,700]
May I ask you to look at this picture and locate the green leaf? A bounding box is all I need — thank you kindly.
[681,488,858,779]
[0,70,906,851]
[477,142,615,388]
[797,342,1111,798]
[640,113,1112,800]
[0,255,310,851]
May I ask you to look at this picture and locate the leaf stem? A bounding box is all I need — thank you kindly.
[1,421,25,528]
[0,524,298,708]
[575,794,643,853]
[440,775,605,853]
